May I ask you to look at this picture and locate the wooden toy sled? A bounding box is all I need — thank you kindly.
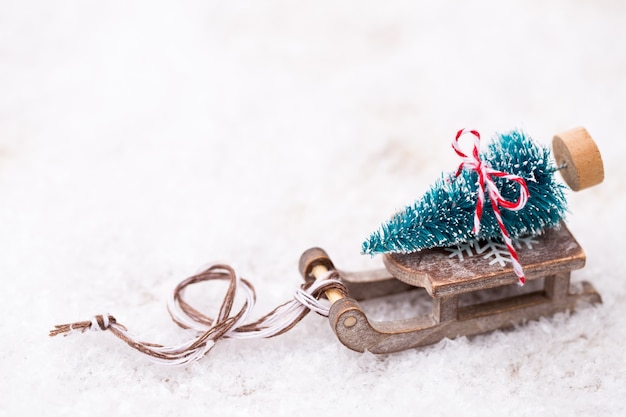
[300,224,600,353]
[299,127,604,353]
[48,127,606,364]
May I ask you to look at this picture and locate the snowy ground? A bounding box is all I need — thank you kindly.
[1,1,625,416]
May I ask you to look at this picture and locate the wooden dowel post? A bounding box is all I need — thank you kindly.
[311,264,345,304]
[433,295,458,323]
[299,247,346,305]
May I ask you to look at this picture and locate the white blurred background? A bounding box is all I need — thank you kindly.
[1,1,625,416]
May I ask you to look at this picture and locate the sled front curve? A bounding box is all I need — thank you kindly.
[300,224,602,354]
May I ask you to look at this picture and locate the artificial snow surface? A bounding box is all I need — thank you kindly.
[1,1,625,416]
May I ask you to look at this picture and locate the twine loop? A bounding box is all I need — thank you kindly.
[50,264,347,366]
[452,128,530,285]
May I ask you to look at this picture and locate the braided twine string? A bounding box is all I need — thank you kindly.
[50,264,347,366]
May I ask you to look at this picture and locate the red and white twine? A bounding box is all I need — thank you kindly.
[452,128,530,285]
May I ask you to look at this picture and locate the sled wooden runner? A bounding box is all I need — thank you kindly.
[299,224,601,354]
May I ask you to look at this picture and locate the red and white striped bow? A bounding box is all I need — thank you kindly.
[452,129,530,285]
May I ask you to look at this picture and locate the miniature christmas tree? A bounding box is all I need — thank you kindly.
[362,129,567,262]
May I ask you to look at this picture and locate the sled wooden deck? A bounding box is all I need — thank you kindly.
[299,225,601,354]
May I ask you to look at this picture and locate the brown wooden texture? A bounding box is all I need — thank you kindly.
[337,268,413,300]
[383,225,585,297]
[329,278,600,354]
[552,126,604,191]
[310,224,601,354]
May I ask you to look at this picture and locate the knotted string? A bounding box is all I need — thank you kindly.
[452,128,530,285]
[50,264,348,366]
